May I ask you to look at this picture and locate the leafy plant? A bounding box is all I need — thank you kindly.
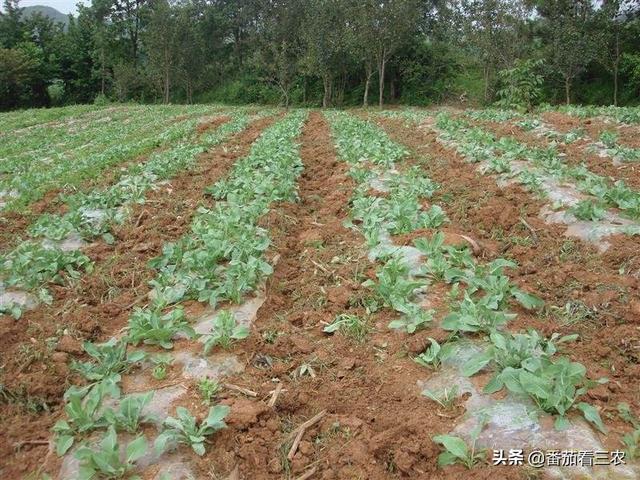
[150,354,173,380]
[433,420,487,469]
[197,378,221,405]
[414,338,453,369]
[154,405,230,456]
[127,306,195,349]
[570,200,607,221]
[495,59,544,112]
[442,291,516,334]
[388,304,434,333]
[618,403,640,460]
[53,382,113,456]
[102,392,155,433]
[462,330,578,390]
[75,426,147,480]
[72,339,145,384]
[202,309,250,353]
[363,256,424,314]
[496,356,607,432]
[599,131,619,148]
[424,385,460,409]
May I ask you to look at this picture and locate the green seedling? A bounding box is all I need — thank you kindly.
[72,338,145,383]
[75,426,147,480]
[102,392,155,433]
[198,378,221,405]
[414,338,453,369]
[433,419,487,469]
[202,310,250,353]
[155,405,229,456]
[150,354,173,380]
[127,306,195,349]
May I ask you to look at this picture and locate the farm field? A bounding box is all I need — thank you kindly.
[1,105,639,480]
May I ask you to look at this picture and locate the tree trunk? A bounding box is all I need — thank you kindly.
[163,48,170,104]
[614,65,619,107]
[363,62,373,107]
[100,47,106,95]
[613,29,620,107]
[483,64,490,103]
[564,76,571,105]
[378,55,386,108]
[322,75,331,108]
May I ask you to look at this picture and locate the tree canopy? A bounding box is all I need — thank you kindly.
[0,0,639,110]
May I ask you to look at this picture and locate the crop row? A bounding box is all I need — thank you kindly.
[49,111,307,479]
[0,104,110,133]
[1,106,217,211]
[464,109,640,164]
[0,111,256,318]
[432,112,640,228]
[325,111,609,469]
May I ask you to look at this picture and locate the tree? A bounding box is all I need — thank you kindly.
[145,0,177,103]
[0,0,24,48]
[357,0,422,107]
[535,0,597,104]
[457,0,531,102]
[300,0,349,107]
[595,0,631,105]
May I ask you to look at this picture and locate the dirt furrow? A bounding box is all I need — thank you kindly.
[540,111,640,149]
[371,114,640,454]
[0,114,278,479]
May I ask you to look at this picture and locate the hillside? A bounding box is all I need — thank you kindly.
[22,5,69,26]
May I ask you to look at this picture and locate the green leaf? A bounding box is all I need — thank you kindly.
[154,431,174,456]
[576,402,607,434]
[512,290,544,310]
[432,434,468,460]
[554,415,570,431]
[126,435,148,463]
[192,441,206,456]
[56,434,74,456]
[462,352,492,377]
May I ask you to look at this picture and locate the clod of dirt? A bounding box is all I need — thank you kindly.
[55,335,83,354]
[223,398,270,430]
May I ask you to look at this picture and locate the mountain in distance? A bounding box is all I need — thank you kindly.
[22,5,70,27]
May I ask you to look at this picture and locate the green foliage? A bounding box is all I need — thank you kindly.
[102,393,155,433]
[197,378,221,405]
[363,256,424,312]
[75,427,147,480]
[462,330,577,385]
[570,200,607,221]
[442,291,516,334]
[433,422,486,469]
[493,356,607,432]
[414,338,454,369]
[495,60,544,112]
[53,382,113,456]
[0,241,92,295]
[618,403,640,460]
[127,307,196,350]
[202,310,250,353]
[154,405,229,456]
[150,354,173,380]
[71,339,145,384]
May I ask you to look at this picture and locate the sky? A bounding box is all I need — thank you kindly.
[19,0,86,15]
